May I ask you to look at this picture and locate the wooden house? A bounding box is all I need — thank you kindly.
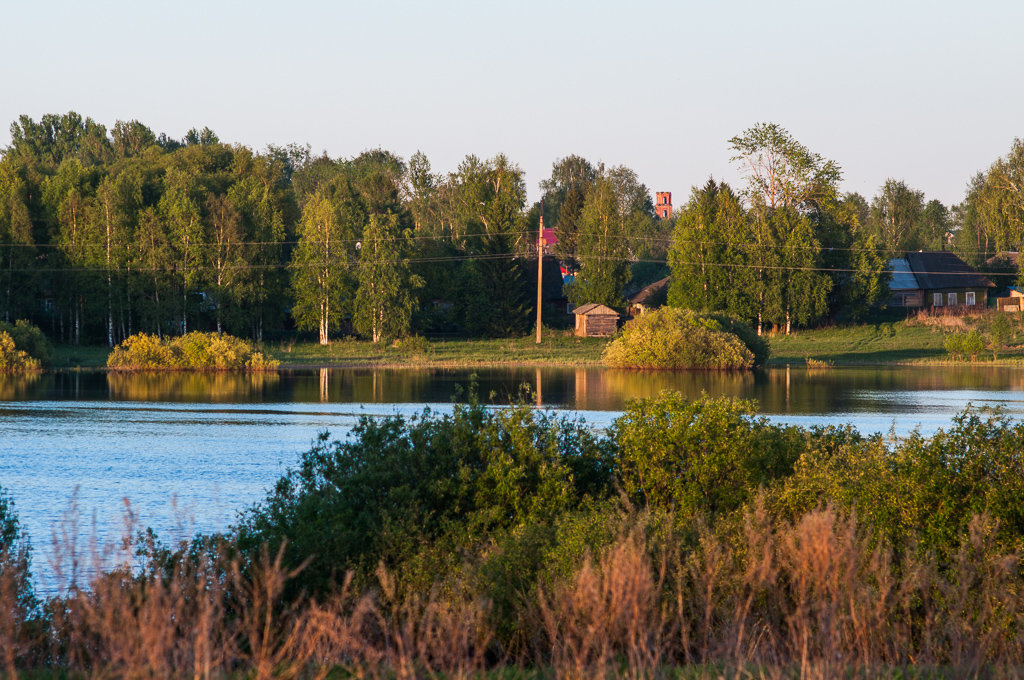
[572,303,619,337]
[627,277,669,317]
[887,251,994,309]
[907,251,994,309]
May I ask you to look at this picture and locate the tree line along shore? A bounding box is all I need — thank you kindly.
[2,112,1023,356]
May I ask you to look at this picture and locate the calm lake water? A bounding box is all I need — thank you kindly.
[3,365,1024,588]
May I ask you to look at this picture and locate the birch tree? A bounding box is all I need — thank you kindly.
[354,213,420,343]
[290,184,362,344]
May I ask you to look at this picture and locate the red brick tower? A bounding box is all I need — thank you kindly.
[655,191,672,219]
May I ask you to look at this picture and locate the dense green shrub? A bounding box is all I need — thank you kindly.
[612,392,803,520]
[107,332,279,371]
[703,312,770,366]
[603,307,767,369]
[944,329,986,360]
[770,409,1024,557]
[990,313,1011,357]
[0,332,40,372]
[235,399,614,596]
[0,320,51,364]
[0,486,35,614]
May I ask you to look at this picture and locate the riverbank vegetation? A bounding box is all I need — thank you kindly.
[37,307,1024,370]
[0,333,39,372]
[0,320,50,371]
[106,331,278,371]
[603,308,768,369]
[3,391,1024,677]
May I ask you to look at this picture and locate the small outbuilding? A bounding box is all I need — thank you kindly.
[997,287,1024,312]
[627,277,669,318]
[572,303,619,337]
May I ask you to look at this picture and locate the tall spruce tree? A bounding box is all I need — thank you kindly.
[668,179,754,318]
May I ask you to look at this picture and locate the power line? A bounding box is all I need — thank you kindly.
[0,232,1017,259]
[0,250,1001,278]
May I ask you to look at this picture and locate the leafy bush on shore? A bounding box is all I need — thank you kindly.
[603,307,768,369]
[0,320,51,364]
[0,332,40,372]
[944,329,986,360]
[107,332,279,371]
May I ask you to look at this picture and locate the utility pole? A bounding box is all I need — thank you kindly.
[536,210,544,344]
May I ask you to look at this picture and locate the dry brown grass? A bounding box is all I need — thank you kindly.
[907,307,989,330]
[3,504,1024,678]
[534,526,666,679]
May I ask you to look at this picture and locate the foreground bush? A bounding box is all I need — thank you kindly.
[6,393,1024,677]
[603,307,768,369]
[236,398,615,597]
[107,331,279,371]
[2,499,1023,678]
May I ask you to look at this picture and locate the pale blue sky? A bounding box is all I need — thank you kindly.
[2,0,1021,207]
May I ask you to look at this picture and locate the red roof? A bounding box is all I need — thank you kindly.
[542,227,558,245]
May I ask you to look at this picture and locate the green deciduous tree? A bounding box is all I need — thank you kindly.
[159,168,204,335]
[729,122,841,213]
[761,209,833,334]
[842,233,890,320]
[568,177,633,309]
[0,162,34,324]
[868,179,925,254]
[954,139,1024,265]
[539,155,599,261]
[290,183,363,344]
[354,213,422,343]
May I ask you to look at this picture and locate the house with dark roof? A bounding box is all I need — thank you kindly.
[627,276,669,317]
[887,251,994,309]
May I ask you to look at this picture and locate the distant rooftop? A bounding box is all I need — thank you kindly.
[888,258,918,291]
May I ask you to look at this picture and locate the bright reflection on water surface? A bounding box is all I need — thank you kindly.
[3,365,1024,589]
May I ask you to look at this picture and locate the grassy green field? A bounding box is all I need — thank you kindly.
[45,311,1024,370]
[268,331,609,368]
[766,322,949,365]
[769,310,1024,366]
[48,332,609,369]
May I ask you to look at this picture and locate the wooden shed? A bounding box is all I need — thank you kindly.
[572,303,619,337]
[627,277,669,318]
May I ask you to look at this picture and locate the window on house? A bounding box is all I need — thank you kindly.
[948,292,958,306]
[933,293,943,307]
[966,291,976,306]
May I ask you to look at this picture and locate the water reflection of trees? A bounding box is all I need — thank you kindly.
[107,372,281,402]
[0,372,43,400]
[88,364,1024,411]
[571,369,757,411]
[289,368,445,404]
